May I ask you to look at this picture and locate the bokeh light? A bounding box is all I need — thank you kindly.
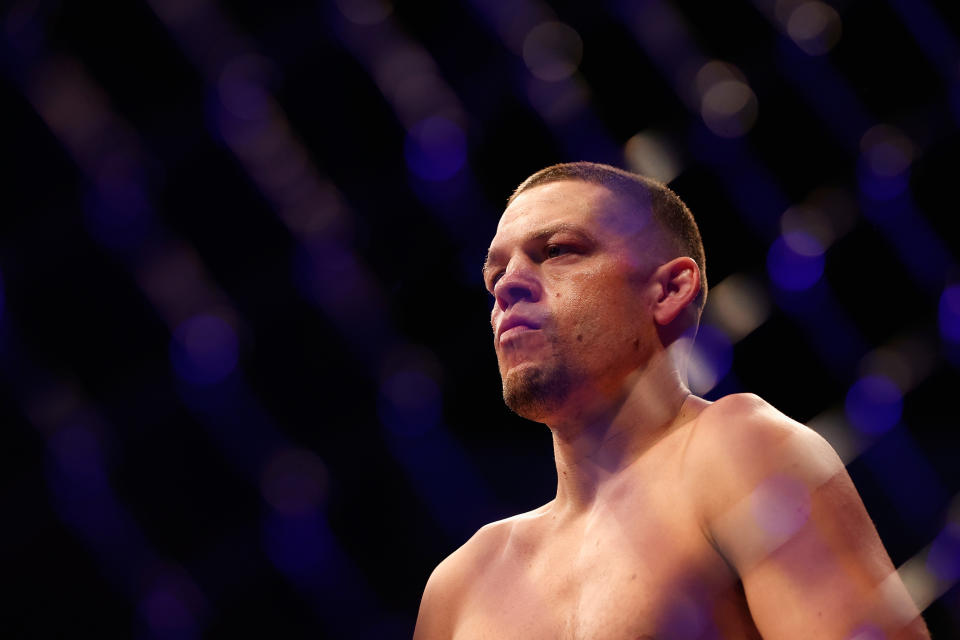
[845,374,903,436]
[767,231,826,291]
[926,522,960,583]
[858,124,914,202]
[404,115,467,181]
[170,314,239,386]
[685,323,734,395]
[260,447,329,516]
[695,61,758,138]
[751,474,812,541]
[335,0,393,25]
[378,366,443,438]
[704,274,771,343]
[624,130,683,184]
[522,21,583,82]
[939,284,960,343]
[782,1,842,56]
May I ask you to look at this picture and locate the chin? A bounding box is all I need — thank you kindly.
[501,361,572,422]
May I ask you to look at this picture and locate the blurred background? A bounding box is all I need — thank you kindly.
[3,0,960,637]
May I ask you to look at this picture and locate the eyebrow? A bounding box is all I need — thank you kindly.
[482,222,594,279]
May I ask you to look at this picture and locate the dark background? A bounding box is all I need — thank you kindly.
[3,0,960,637]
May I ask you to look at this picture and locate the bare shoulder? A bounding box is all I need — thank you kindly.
[684,393,846,549]
[687,395,928,637]
[689,392,841,492]
[413,506,547,639]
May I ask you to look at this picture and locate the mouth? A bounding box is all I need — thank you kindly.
[499,324,538,344]
[497,315,543,345]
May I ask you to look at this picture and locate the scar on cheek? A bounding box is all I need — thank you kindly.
[633,339,640,350]
[577,334,583,342]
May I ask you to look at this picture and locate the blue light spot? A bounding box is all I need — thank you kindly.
[263,511,331,578]
[378,368,442,437]
[767,231,825,291]
[926,523,960,583]
[857,150,910,202]
[170,314,239,386]
[845,375,902,435]
[687,324,734,394]
[938,284,960,343]
[404,116,467,181]
[84,181,152,251]
[141,586,198,640]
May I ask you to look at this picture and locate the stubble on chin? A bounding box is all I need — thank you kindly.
[501,361,572,422]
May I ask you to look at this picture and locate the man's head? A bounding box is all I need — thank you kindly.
[507,162,707,314]
[485,162,706,422]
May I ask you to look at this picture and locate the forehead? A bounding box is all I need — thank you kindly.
[494,180,653,241]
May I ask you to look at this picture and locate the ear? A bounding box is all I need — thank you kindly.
[651,257,701,326]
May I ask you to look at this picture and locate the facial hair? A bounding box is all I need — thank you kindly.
[501,334,574,421]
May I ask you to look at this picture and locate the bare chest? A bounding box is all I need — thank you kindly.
[452,507,757,640]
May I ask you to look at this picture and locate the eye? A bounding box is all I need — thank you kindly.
[487,271,504,293]
[545,244,572,259]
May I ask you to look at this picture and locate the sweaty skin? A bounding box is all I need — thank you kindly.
[414,180,929,640]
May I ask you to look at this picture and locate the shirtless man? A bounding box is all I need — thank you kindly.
[414,162,929,639]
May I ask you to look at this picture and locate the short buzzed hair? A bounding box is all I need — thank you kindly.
[509,161,707,315]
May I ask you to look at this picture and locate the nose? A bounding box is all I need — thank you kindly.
[493,260,542,310]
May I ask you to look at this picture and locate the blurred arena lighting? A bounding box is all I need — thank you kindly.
[170,313,240,386]
[776,0,842,56]
[751,474,812,544]
[938,284,960,343]
[694,61,759,138]
[681,323,734,395]
[858,124,914,202]
[858,336,937,395]
[624,130,683,184]
[806,409,863,464]
[844,374,904,436]
[767,231,826,291]
[378,367,443,438]
[464,0,620,161]
[898,495,960,613]
[404,115,468,181]
[522,21,583,82]
[526,74,590,125]
[260,447,330,516]
[703,273,771,343]
[334,0,393,25]
[779,198,853,250]
[138,567,207,640]
[262,509,335,579]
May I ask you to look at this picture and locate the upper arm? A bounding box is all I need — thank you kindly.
[413,555,460,640]
[695,395,928,639]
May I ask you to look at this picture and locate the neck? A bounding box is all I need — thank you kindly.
[546,349,702,516]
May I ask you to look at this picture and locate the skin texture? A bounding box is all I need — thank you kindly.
[414,180,929,640]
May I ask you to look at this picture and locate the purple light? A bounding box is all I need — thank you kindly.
[687,323,733,394]
[170,314,239,386]
[767,231,825,291]
[845,374,903,436]
[260,448,328,516]
[84,167,153,251]
[50,422,103,477]
[141,586,198,640]
[377,368,442,437]
[857,157,910,203]
[926,522,960,583]
[404,116,467,181]
[938,284,960,343]
[263,511,330,578]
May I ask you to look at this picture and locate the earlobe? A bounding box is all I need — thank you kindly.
[652,257,701,326]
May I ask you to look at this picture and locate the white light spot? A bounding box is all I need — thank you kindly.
[522,22,583,82]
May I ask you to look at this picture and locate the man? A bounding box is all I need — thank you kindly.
[414,162,928,639]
